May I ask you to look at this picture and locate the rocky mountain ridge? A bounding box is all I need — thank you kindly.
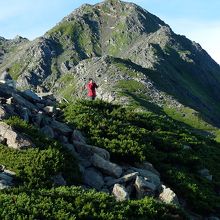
[0,0,220,129]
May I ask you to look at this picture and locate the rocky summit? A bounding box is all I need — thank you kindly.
[1,0,220,128]
[0,0,220,219]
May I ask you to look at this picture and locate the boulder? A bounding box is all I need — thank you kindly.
[130,167,161,188]
[4,104,16,116]
[50,120,72,136]
[40,125,55,138]
[0,169,15,190]
[36,92,54,100]
[106,172,139,187]
[159,185,179,206]
[83,167,104,190]
[23,89,41,102]
[62,143,78,156]
[12,93,38,110]
[0,179,11,190]
[0,83,16,97]
[112,183,129,201]
[72,130,87,144]
[134,162,160,176]
[73,141,110,160]
[104,176,116,185]
[78,157,92,168]
[43,106,55,115]
[57,135,69,144]
[91,153,122,178]
[0,122,34,149]
[6,97,13,105]
[134,176,157,198]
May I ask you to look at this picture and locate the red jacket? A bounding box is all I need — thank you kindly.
[87,82,98,97]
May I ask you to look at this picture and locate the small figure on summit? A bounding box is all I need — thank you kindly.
[85,78,99,100]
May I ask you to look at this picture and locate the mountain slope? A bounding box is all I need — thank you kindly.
[0,0,220,129]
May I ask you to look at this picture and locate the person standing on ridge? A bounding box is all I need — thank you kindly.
[86,78,98,100]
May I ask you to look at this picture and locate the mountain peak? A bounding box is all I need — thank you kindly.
[103,0,122,3]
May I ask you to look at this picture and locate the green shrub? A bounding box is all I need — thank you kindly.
[0,145,63,188]
[1,117,81,187]
[0,187,187,220]
[62,100,220,215]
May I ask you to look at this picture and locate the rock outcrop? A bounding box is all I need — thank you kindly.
[159,185,179,206]
[0,165,15,189]
[0,122,33,149]
[0,83,179,207]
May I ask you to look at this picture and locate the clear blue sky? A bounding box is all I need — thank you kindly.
[0,0,220,64]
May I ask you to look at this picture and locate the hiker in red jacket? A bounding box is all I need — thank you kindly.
[86,78,98,100]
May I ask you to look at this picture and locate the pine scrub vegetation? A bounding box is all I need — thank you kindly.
[63,100,220,215]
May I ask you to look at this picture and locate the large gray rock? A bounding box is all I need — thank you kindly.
[50,120,72,136]
[0,122,34,149]
[130,167,161,188]
[134,162,160,176]
[12,93,38,110]
[78,157,92,168]
[134,176,157,198]
[72,130,87,144]
[83,167,104,190]
[36,92,54,100]
[62,143,78,156]
[23,89,41,102]
[73,141,110,160]
[112,183,129,201]
[0,179,11,189]
[6,97,13,105]
[106,172,139,187]
[0,169,15,190]
[43,106,55,115]
[159,185,179,206]
[0,83,15,98]
[91,153,122,178]
[40,125,55,138]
